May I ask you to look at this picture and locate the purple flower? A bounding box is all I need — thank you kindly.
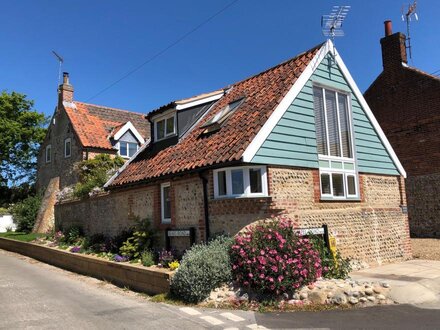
[70,246,81,253]
[114,254,128,262]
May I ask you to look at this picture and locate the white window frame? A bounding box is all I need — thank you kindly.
[314,84,359,200]
[213,166,268,199]
[117,141,139,159]
[161,182,171,224]
[154,113,176,142]
[64,138,71,158]
[45,145,51,163]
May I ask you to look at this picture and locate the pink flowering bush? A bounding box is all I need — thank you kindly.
[230,217,322,295]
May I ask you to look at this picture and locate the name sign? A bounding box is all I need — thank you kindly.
[294,227,325,236]
[167,230,191,237]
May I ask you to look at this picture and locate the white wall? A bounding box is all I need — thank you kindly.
[0,215,16,233]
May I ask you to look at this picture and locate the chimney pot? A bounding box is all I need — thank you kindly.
[384,20,393,37]
[63,72,70,85]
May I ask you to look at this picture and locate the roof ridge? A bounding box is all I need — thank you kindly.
[74,101,146,117]
[223,42,324,89]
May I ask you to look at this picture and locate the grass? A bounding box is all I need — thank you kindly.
[0,232,46,242]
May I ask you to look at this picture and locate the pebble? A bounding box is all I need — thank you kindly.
[359,297,368,303]
[365,288,374,296]
[373,287,383,294]
[377,294,386,300]
[352,291,360,298]
[300,292,308,300]
[348,297,359,304]
[381,282,390,288]
[367,296,376,302]
[332,293,347,305]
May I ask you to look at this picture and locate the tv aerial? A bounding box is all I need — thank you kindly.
[321,5,351,43]
[402,0,419,59]
[52,50,64,88]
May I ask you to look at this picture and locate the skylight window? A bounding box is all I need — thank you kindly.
[201,98,245,130]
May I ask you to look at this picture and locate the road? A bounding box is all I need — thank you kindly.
[1,249,440,330]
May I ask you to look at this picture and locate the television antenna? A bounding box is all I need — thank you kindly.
[52,50,64,87]
[321,5,351,43]
[402,0,418,59]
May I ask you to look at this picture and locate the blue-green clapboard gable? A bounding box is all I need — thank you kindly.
[250,53,399,176]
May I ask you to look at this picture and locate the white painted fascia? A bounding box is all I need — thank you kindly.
[104,138,151,188]
[332,46,407,178]
[242,40,332,163]
[175,92,224,110]
[242,40,406,178]
[113,121,145,144]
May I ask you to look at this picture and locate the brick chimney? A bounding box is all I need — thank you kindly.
[58,72,74,104]
[380,20,408,70]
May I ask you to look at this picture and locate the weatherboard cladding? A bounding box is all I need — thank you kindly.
[252,53,399,176]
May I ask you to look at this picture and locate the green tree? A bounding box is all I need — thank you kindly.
[0,91,47,185]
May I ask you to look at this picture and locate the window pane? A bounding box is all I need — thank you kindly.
[46,146,51,162]
[338,94,352,158]
[120,142,127,156]
[249,168,262,193]
[65,141,71,157]
[166,117,174,135]
[321,173,331,195]
[163,186,171,219]
[347,175,356,195]
[313,87,328,155]
[157,120,165,140]
[332,173,344,197]
[128,143,137,157]
[231,169,244,195]
[325,90,341,157]
[217,171,227,196]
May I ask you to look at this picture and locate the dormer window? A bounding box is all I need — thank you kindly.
[119,141,138,158]
[154,113,176,141]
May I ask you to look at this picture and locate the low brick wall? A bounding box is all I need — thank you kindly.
[0,238,171,295]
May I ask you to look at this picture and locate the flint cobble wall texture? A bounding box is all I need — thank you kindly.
[406,173,440,237]
[209,167,411,265]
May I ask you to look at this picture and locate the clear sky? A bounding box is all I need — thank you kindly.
[1,0,438,118]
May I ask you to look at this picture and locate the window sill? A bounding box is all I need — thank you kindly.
[319,198,361,202]
[155,134,177,143]
[213,195,272,201]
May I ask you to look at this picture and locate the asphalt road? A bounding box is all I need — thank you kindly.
[1,249,440,330]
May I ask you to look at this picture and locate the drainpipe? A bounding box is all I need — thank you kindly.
[199,172,210,241]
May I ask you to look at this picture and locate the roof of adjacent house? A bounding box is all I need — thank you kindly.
[108,43,322,188]
[63,101,150,150]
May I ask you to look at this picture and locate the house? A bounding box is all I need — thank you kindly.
[56,40,411,265]
[34,73,150,232]
[364,21,440,238]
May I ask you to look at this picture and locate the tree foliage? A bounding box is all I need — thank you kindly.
[0,91,46,185]
[73,154,124,198]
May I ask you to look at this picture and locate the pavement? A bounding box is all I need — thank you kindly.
[351,259,440,308]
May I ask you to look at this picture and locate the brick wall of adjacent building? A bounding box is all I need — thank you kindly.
[364,25,440,237]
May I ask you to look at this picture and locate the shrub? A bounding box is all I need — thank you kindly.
[310,235,351,279]
[73,154,124,199]
[119,218,156,260]
[230,217,322,295]
[141,250,155,267]
[170,236,233,303]
[10,195,42,233]
[62,226,83,245]
[158,249,175,266]
[0,207,9,216]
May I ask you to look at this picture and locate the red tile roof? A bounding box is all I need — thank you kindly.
[63,101,150,150]
[110,44,322,187]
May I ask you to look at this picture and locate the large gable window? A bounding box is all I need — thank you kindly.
[213,166,268,198]
[313,85,358,200]
[154,113,176,141]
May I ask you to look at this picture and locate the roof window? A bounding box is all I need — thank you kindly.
[201,98,245,133]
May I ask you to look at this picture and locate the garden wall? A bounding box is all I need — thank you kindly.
[0,237,171,294]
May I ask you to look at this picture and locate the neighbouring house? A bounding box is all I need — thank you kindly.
[56,40,411,265]
[364,21,440,238]
[34,73,150,232]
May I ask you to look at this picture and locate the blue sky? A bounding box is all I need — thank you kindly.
[1,0,438,118]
